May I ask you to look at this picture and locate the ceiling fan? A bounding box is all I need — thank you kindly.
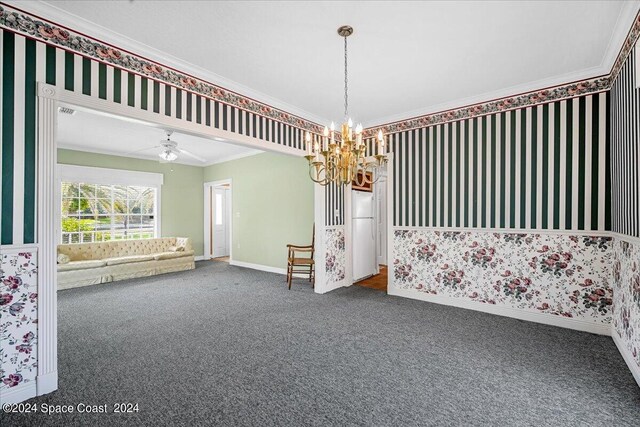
[127,130,207,163]
[158,130,206,163]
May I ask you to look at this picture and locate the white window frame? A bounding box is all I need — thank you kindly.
[57,164,163,243]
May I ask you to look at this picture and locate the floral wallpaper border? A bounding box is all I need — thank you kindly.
[612,238,640,369]
[392,230,614,324]
[2,3,639,141]
[0,3,323,135]
[0,249,38,391]
[363,11,640,138]
[611,11,640,82]
[325,227,346,286]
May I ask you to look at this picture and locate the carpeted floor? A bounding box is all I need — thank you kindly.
[3,261,640,426]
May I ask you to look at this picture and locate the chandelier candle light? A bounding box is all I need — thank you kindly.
[305,25,387,186]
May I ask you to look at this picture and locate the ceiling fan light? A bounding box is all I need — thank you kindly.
[159,150,178,162]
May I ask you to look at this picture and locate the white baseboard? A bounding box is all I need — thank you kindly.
[388,286,611,336]
[194,255,206,261]
[37,371,58,396]
[612,332,640,388]
[0,382,37,405]
[316,279,347,294]
[230,260,287,275]
[229,259,313,281]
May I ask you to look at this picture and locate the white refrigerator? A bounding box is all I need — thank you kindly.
[352,190,377,282]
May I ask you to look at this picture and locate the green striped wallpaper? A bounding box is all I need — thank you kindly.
[610,45,639,238]
[0,29,311,246]
[366,92,610,231]
[325,182,344,226]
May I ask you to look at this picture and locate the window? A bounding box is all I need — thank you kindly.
[61,182,157,244]
[58,164,163,244]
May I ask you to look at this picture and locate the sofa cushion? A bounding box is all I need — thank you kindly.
[153,250,195,261]
[105,255,155,266]
[57,259,107,272]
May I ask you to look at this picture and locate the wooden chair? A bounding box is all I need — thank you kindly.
[286,225,315,290]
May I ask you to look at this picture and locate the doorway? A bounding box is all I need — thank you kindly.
[204,180,232,261]
[351,167,390,292]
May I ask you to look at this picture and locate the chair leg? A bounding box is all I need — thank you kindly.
[287,263,292,290]
[311,267,315,288]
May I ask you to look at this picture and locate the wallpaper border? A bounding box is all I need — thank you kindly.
[364,11,640,138]
[0,3,324,134]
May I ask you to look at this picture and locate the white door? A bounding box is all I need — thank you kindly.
[376,178,387,265]
[353,217,376,281]
[213,188,230,257]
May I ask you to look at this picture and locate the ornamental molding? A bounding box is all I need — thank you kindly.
[0,3,324,135]
[1,3,639,139]
[363,9,640,138]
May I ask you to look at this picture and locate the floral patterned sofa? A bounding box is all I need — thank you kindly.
[57,237,195,290]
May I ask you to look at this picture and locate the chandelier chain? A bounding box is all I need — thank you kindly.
[344,35,348,120]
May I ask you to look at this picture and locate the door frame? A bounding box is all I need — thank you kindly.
[203,179,233,260]
[385,152,394,291]
[375,170,388,268]
[35,81,307,402]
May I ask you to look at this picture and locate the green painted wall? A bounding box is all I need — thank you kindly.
[57,149,205,256]
[57,149,314,267]
[203,152,314,270]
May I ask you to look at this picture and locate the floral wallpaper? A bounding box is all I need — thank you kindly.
[392,230,613,323]
[0,250,38,391]
[325,227,346,286]
[612,239,640,369]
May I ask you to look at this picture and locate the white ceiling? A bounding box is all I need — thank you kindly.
[57,108,262,166]
[15,1,640,127]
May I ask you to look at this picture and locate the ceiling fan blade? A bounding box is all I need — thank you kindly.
[176,148,207,163]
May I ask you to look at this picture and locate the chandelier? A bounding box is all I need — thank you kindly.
[305,25,387,187]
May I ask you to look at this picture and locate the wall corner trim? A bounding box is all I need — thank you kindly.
[317,279,348,294]
[387,286,612,336]
[36,371,59,397]
[612,332,640,388]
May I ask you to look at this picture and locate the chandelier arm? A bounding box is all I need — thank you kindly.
[326,157,339,181]
[308,163,329,186]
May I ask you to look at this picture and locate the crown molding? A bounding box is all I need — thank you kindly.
[363,4,640,137]
[203,150,264,167]
[600,0,640,78]
[4,0,640,137]
[57,143,262,168]
[2,1,329,131]
[361,65,608,129]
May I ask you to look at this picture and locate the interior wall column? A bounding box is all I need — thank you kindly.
[36,82,58,395]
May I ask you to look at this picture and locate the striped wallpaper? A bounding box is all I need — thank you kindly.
[610,45,640,238]
[0,29,311,246]
[382,93,610,230]
[325,182,345,226]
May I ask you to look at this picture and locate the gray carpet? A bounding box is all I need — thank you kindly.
[2,261,639,426]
